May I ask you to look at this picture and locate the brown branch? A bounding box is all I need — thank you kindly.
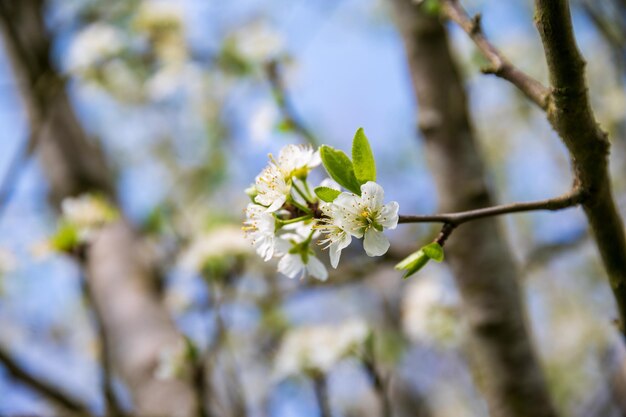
[532,0,626,335]
[311,373,332,417]
[443,0,626,336]
[265,60,319,146]
[390,1,560,416]
[441,0,551,109]
[0,344,93,416]
[398,189,583,226]
[80,272,126,417]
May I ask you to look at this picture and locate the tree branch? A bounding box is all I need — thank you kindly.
[0,344,93,416]
[441,0,551,109]
[532,0,626,335]
[390,1,560,416]
[265,60,319,146]
[398,188,583,225]
[444,0,626,336]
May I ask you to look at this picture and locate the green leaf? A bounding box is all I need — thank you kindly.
[422,242,444,262]
[314,186,341,202]
[319,145,362,195]
[395,249,430,279]
[50,222,79,252]
[351,127,376,184]
[422,0,441,16]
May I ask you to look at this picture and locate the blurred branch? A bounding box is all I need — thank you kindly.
[361,355,392,417]
[532,0,626,336]
[523,229,589,271]
[312,373,332,417]
[0,134,31,221]
[444,0,626,337]
[265,60,319,146]
[80,273,126,417]
[440,0,550,109]
[0,344,93,416]
[0,0,200,414]
[580,1,626,75]
[390,1,560,416]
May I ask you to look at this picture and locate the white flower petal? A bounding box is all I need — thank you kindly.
[363,229,390,257]
[328,233,350,268]
[264,195,286,212]
[307,255,328,281]
[378,201,399,229]
[360,181,384,211]
[278,254,304,279]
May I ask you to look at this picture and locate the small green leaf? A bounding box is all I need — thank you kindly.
[319,145,361,195]
[50,222,80,252]
[422,242,444,262]
[422,0,441,16]
[395,249,430,279]
[351,127,376,184]
[314,186,341,203]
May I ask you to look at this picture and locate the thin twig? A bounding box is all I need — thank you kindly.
[440,0,551,109]
[265,60,320,146]
[0,344,93,416]
[398,189,583,226]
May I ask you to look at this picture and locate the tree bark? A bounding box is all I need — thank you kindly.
[389,2,559,417]
[534,0,626,335]
[0,1,199,415]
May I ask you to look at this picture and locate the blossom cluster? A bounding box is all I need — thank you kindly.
[244,130,399,281]
[274,319,369,378]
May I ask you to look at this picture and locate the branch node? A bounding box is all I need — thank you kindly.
[470,13,482,35]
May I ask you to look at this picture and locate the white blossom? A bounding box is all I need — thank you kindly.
[134,0,184,33]
[254,145,320,212]
[254,163,291,212]
[402,274,460,345]
[61,194,117,241]
[317,203,352,268]
[68,23,124,71]
[249,102,279,143]
[277,252,327,281]
[274,319,369,378]
[154,338,192,380]
[232,21,285,64]
[243,203,281,261]
[277,222,327,281]
[329,181,399,257]
[275,144,321,178]
[180,225,252,271]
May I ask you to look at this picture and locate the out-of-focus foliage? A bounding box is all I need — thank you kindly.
[0,0,626,416]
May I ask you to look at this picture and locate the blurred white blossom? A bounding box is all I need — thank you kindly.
[154,338,193,380]
[180,225,252,271]
[68,23,125,71]
[274,319,369,378]
[134,0,184,33]
[402,273,461,345]
[249,102,279,143]
[232,21,285,64]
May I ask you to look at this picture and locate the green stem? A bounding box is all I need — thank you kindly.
[277,214,313,226]
[291,180,313,204]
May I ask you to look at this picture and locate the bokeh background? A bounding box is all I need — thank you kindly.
[0,0,625,416]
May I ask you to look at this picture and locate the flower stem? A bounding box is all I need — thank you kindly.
[277,214,313,226]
